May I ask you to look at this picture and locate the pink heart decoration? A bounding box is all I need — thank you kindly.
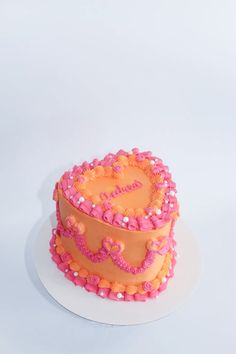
[158,241,171,255]
[146,237,170,255]
[102,237,124,255]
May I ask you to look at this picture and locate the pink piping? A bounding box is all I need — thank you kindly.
[49,224,177,302]
[56,204,174,274]
[55,148,178,231]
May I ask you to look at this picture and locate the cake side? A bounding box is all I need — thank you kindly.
[57,191,173,284]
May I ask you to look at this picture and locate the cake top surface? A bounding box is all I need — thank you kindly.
[54,148,179,231]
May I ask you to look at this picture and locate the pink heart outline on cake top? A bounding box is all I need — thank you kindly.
[102,237,124,255]
[146,237,171,255]
[57,148,179,232]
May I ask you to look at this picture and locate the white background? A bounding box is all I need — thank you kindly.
[0,1,236,353]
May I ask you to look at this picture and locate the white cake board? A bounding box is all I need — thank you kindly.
[34,214,201,325]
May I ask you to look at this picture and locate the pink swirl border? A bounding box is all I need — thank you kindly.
[49,227,177,302]
[54,148,179,232]
[74,233,157,274]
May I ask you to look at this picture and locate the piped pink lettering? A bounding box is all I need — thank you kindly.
[99,180,143,200]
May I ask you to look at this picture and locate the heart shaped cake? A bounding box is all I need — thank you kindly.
[50,148,179,301]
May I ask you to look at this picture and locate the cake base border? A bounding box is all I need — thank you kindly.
[34,213,201,325]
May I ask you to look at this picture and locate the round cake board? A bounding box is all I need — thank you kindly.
[34,215,201,325]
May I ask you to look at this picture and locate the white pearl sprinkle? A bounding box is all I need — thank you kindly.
[165,200,169,204]
[90,163,93,166]
[78,196,85,203]
[164,181,168,186]
[68,185,72,189]
[148,212,152,216]
[117,292,124,299]
[69,176,74,179]
[150,160,155,165]
[92,203,96,208]
[156,209,162,215]
[65,269,69,273]
[162,277,167,283]
[100,291,104,297]
[69,196,73,199]
[169,191,175,197]
[144,215,149,219]
[123,216,129,223]
[170,203,174,208]
[73,271,79,277]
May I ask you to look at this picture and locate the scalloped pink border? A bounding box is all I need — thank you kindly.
[56,202,174,274]
[54,148,178,231]
[49,227,177,302]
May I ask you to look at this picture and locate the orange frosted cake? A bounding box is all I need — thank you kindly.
[50,148,179,301]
